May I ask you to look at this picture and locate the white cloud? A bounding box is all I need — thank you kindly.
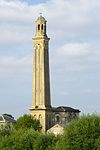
[85,89,100,94]
[0,0,100,45]
[0,0,100,75]
[0,0,100,115]
[0,28,31,44]
[0,55,32,78]
[0,0,44,44]
[46,0,100,34]
[56,43,90,57]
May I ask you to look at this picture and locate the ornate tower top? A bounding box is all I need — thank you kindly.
[35,14,48,38]
[37,13,46,21]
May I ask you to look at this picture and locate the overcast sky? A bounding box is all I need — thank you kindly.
[0,0,100,118]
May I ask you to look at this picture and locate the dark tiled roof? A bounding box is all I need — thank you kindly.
[0,114,16,123]
[53,106,80,113]
[37,15,46,21]
[3,115,15,123]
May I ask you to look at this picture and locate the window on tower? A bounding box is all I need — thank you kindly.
[39,114,42,124]
[44,25,46,32]
[38,24,40,30]
[41,24,43,30]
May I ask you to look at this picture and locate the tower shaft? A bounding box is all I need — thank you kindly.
[30,15,52,132]
[32,37,51,108]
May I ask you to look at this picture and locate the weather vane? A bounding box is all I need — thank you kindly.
[39,12,42,16]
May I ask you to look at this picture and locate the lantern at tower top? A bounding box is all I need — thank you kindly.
[37,13,46,21]
[35,14,47,37]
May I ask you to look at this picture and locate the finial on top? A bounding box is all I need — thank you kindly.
[37,13,46,21]
[39,12,42,17]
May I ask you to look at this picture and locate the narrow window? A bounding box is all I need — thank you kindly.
[34,115,36,119]
[38,24,40,30]
[44,25,46,32]
[41,24,43,30]
[55,114,61,124]
[39,114,42,124]
[56,116,59,123]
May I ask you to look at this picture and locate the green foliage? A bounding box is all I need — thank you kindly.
[34,133,59,150]
[0,128,40,150]
[0,123,13,137]
[0,124,13,150]
[94,137,100,150]
[53,135,65,150]
[15,114,40,131]
[61,114,100,150]
[0,114,41,150]
[0,114,100,150]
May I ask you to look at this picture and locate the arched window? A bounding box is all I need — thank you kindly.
[55,114,60,123]
[41,24,43,30]
[44,25,46,32]
[38,24,40,30]
[38,114,42,124]
[34,114,36,119]
[56,116,59,123]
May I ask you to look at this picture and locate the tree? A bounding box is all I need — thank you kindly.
[60,114,100,150]
[0,114,100,150]
[0,123,13,137]
[34,133,59,150]
[0,128,40,150]
[14,114,40,131]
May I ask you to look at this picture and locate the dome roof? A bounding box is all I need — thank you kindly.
[37,14,46,21]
